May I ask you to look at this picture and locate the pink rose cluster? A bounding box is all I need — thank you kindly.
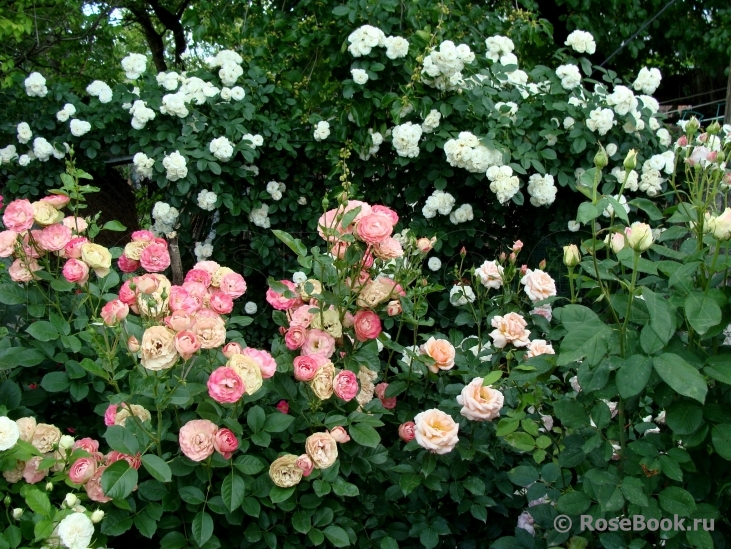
[0,194,93,283]
[179,419,239,461]
[117,230,171,274]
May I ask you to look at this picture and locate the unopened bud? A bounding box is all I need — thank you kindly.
[499,252,507,262]
[707,120,721,135]
[520,264,528,275]
[594,146,608,169]
[59,435,74,450]
[91,510,105,523]
[716,151,725,164]
[623,149,638,171]
[676,135,688,147]
[509,253,517,264]
[421,278,428,287]
[127,336,140,353]
[563,245,580,267]
[45,482,53,492]
[64,493,78,508]
[459,246,467,257]
[686,116,700,134]
[3,496,11,506]
[708,151,718,163]
[321,196,329,211]
[12,508,23,520]
[416,237,434,253]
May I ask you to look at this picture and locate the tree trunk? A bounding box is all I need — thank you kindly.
[725,54,731,125]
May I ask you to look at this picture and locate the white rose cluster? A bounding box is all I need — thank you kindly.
[160,92,189,117]
[156,71,181,91]
[244,301,258,314]
[163,151,188,181]
[24,72,48,97]
[443,131,502,173]
[487,165,520,204]
[242,133,264,148]
[347,25,385,56]
[384,36,409,59]
[656,128,672,147]
[351,68,369,85]
[32,137,54,162]
[249,204,271,228]
[391,122,422,158]
[422,40,474,91]
[266,181,286,201]
[133,152,155,179]
[421,109,441,134]
[18,154,32,166]
[208,49,244,87]
[56,103,77,122]
[17,122,32,144]
[485,35,514,63]
[210,136,234,162]
[644,151,675,175]
[121,53,147,80]
[450,284,476,306]
[611,166,639,191]
[633,67,662,95]
[360,129,383,160]
[197,189,218,211]
[129,100,156,129]
[0,145,18,165]
[622,110,645,134]
[69,119,91,137]
[565,30,596,54]
[86,80,113,103]
[555,64,581,90]
[449,204,474,225]
[422,190,455,219]
[152,201,179,235]
[181,76,220,104]
[586,108,615,135]
[606,85,638,116]
[194,227,217,262]
[527,174,557,207]
[313,121,330,141]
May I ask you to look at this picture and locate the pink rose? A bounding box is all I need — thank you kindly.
[398,422,416,442]
[289,305,314,328]
[207,367,246,403]
[179,419,218,462]
[183,280,207,300]
[329,426,350,444]
[135,274,161,294]
[23,457,48,484]
[166,310,196,332]
[69,457,96,484]
[214,428,239,459]
[21,231,43,259]
[196,308,220,319]
[131,230,155,242]
[356,213,393,244]
[140,242,171,273]
[85,466,112,502]
[370,205,399,225]
[194,260,220,276]
[10,258,41,283]
[386,300,402,316]
[266,280,300,310]
[222,342,243,358]
[169,286,200,314]
[209,291,234,314]
[512,240,523,252]
[73,437,99,454]
[676,135,688,147]
[416,237,436,253]
[0,230,18,258]
[375,382,397,409]
[104,404,118,426]
[2,199,34,232]
[127,336,140,352]
[100,299,129,326]
[317,209,354,242]
[276,400,289,414]
[342,312,355,328]
[106,451,141,470]
[219,272,247,299]
[293,355,321,382]
[41,195,70,209]
[118,280,136,305]
[118,254,140,273]
[62,216,88,233]
[174,330,201,360]
[64,237,88,259]
[295,454,314,476]
[333,370,359,402]
[353,310,382,342]
[185,268,212,287]
[373,237,403,260]
[285,326,307,350]
[301,329,336,358]
[37,223,72,252]
[242,347,277,378]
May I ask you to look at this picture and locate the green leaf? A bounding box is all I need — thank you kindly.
[292,510,312,534]
[0,381,21,410]
[102,460,138,500]
[332,5,350,16]
[507,466,539,487]
[653,353,707,403]
[141,454,172,483]
[399,473,421,495]
[381,537,398,549]
[0,348,45,370]
[21,486,52,516]
[556,491,591,514]
[666,401,703,435]
[26,321,59,342]
[179,486,205,504]
[247,405,266,433]
[105,425,140,455]
[333,477,359,497]
[504,432,535,452]
[642,287,675,344]
[263,413,295,433]
[553,400,590,429]
[604,195,629,223]
[191,511,214,547]
[323,526,351,547]
[234,455,265,475]
[270,486,295,503]
[349,423,381,447]
[616,355,653,399]
[704,355,731,385]
[102,220,127,231]
[481,370,503,386]
[222,473,245,512]
[0,283,28,305]
[557,305,611,366]
[711,424,731,460]
[272,230,307,257]
[658,486,696,516]
[620,477,648,507]
[684,291,722,335]
[576,202,601,224]
[40,371,69,392]
[686,529,714,549]
[629,198,663,220]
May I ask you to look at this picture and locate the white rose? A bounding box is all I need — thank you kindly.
[0,417,20,451]
[69,119,91,137]
[57,512,95,549]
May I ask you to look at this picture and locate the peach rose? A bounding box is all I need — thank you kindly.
[214,428,239,459]
[140,242,171,273]
[222,342,243,358]
[413,409,459,454]
[85,466,112,502]
[167,310,196,332]
[416,237,436,253]
[23,456,48,484]
[520,269,557,302]
[194,316,226,349]
[242,347,277,378]
[302,329,336,358]
[3,199,35,232]
[333,370,359,402]
[174,330,201,360]
[356,213,393,244]
[100,299,129,326]
[16,417,36,442]
[113,404,151,426]
[456,378,504,421]
[62,258,89,285]
[295,454,314,477]
[354,310,382,342]
[3,461,25,483]
[106,450,141,469]
[269,454,303,487]
[305,432,338,469]
[32,201,64,226]
[127,336,140,353]
[490,312,530,349]
[329,426,350,443]
[9,258,40,283]
[375,382,397,409]
[136,274,172,317]
[207,367,245,403]
[356,278,392,308]
[475,260,504,290]
[37,224,72,252]
[69,457,97,484]
[140,326,178,370]
[309,361,335,400]
[289,305,314,328]
[0,230,18,257]
[421,337,455,373]
[62,216,88,233]
[179,419,218,462]
[398,422,416,442]
[285,326,307,350]
[373,237,403,260]
[31,423,61,453]
[386,300,402,316]
[526,339,555,358]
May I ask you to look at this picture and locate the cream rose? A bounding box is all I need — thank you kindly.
[421,337,455,373]
[81,243,112,277]
[413,409,459,454]
[356,278,392,308]
[16,417,37,442]
[140,326,178,370]
[309,309,343,339]
[211,266,234,287]
[456,378,504,421]
[32,201,64,226]
[490,312,531,348]
[115,404,152,426]
[305,432,339,469]
[123,240,149,261]
[194,316,227,349]
[520,269,557,302]
[309,361,335,400]
[356,366,378,409]
[298,279,323,301]
[136,274,171,317]
[268,454,303,488]
[31,423,61,453]
[526,339,555,358]
[226,354,263,395]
